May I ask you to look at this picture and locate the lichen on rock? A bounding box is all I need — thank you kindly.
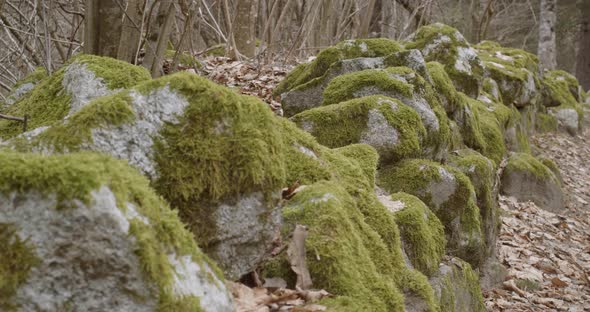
[0,151,233,312]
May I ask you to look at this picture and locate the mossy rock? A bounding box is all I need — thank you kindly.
[541,70,584,134]
[406,23,483,98]
[476,41,540,107]
[426,62,461,114]
[429,257,486,312]
[452,94,507,165]
[19,71,287,279]
[291,95,427,164]
[321,66,451,159]
[392,192,446,276]
[447,149,499,259]
[5,68,48,106]
[0,151,233,312]
[275,38,403,96]
[535,113,558,133]
[378,159,484,268]
[501,153,564,213]
[0,55,151,140]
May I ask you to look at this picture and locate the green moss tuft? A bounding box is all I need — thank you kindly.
[13,67,47,90]
[334,144,380,184]
[426,62,460,113]
[392,192,446,276]
[0,224,40,311]
[535,113,558,133]
[275,38,403,95]
[505,153,555,180]
[542,70,581,108]
[435,259,485,312]
[292,95,426,164]
[0,55,150,140]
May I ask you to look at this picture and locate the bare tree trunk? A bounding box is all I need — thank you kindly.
[576,0,590,90]
[84,0,122,57]
[381,0,395,38]
[230,0,258,59]
[117,0,142,63]
[143,0,176,77]
[358,0,376,38]
[538,0,557,71]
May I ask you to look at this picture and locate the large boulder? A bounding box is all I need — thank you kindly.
[475,41,540,108]
[500,153,564,213]
[0,152,233,312]
[0,55,151,140]
[406,23,484,98]
[378,159,485,268]
[14,72,287,280]
[320,67,451,159]
[291,95,427,164]
[429,257,486,312]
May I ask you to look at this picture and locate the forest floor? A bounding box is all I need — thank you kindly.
[484,130,590,311]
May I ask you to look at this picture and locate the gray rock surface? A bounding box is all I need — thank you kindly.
[429,257,486,312]
[0,186,234,312]
[552,108,580,135]
[6,82,35,105]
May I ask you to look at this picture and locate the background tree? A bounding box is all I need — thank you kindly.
[575,0,590,90]
[538,0,558,71]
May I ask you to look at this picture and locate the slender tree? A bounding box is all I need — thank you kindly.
[538,0,557,71]
[84,0,123,57]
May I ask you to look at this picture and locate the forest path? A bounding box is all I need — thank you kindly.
[484,130,590,311]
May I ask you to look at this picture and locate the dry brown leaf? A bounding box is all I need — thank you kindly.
[550,277,568,288]
[288,224,313,290]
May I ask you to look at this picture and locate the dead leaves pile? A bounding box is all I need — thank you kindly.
[532,130,590,217]
[485,196,590,310]
[230,283,331,312]
[201,56,294,116]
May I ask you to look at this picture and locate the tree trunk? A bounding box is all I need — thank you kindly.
[84,0,123,57]
[117,0,143,63]
[230,0,258,59]
[575,0,590,91]
[358,0,376,38]
[538,0,557,72]
[143,0,176,77]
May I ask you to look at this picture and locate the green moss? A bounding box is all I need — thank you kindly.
[0,224,40,311]
[275,38,403,95]
[406,23,483,97]
[378,159,484,267]
[321,68,414,106]
[13,67,47,90]
[436,259,485,312]
[505,153,555,180]
[536,113,558,133]
[542,70,581,108]
[0,151,223,311]
[392,192,446,276]
[426,62,460,113]
[515,279,541,292]
[147,74,286,246]
[292,95,426,164]
[203,44,226,57]
[0,55,150,140]
[334,144,379,184]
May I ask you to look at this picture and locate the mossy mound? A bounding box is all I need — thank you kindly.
[392,192,446,276]
[275,38,403,95]
[261,120,440,312]
[430,257,486,312]
[501,153,564,213]
[291,95,427,164]
[427,61,461,114]
[0,151,233,312]
[378,159,484,267]
[447,149,499,259]
[0,55,150,140]
[320,66,451,158]
[541,70,583,135]
[406,23,483,98]
[476,41,540,107]
[6,68,48,105]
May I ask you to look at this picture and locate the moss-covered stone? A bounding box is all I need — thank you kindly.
[320,66,451,159]
[392,192,446,276]
[476,41,540,107]
[447,149,499,259]
[378,159,484,267]
[430,257,485,312]
[501,153,564,212]
[406,23,483,98]
[275,38,403,95]
[426,61,461,114]
[535,112,558,133]
[291,95,426,164]
[0,55,150,140]
[0,151,231,311]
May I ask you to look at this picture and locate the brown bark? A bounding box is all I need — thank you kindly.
[358,0,376,38]
[143,1,176,77]
[576,0,590,91]
[84,0,123,58]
